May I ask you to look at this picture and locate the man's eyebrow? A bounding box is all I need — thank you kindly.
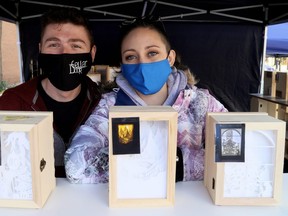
[69,38,87,44]
[44,37,60,43]
[43,38,87,45]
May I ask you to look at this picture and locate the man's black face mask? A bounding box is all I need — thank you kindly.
[38,53,92,91]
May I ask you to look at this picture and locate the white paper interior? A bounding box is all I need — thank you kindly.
[0,131,32,200]
[223,130,276,198]
[116,121,168,199]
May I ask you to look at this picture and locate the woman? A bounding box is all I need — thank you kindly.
[64,17,227,183]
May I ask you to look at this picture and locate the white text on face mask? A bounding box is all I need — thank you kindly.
[69,60,88,74]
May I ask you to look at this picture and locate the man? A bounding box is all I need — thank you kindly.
[0,7,101,177]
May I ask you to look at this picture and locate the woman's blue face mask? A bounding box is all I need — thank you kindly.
[121,59,172,95]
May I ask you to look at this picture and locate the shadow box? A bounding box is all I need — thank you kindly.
[204,112,286,206]
[108,106,178,207]
[0,111,55,208]
[263,71,276,97]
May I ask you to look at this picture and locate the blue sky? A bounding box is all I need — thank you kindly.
[267,22,288,40]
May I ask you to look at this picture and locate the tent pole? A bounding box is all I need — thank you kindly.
[142,0,148,17]
[260,26,268,94]
[16,21,23,83]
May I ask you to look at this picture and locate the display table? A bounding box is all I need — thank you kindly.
[250,93,288,161]
[250,93,288,106]
[0,174,287,216]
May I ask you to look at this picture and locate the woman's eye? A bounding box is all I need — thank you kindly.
[148,51,158,57]
[125,55,137,61]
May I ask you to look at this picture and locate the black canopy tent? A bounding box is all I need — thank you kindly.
[1,0,288,112]
[1,0,288,24]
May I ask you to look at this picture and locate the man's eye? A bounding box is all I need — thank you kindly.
[72,44,82,49]
[48,43,59,48]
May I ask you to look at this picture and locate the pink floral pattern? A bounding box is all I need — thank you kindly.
[65,86,227,183]
[173,88,227,181]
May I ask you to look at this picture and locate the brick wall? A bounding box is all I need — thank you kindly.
[0,21,21,86]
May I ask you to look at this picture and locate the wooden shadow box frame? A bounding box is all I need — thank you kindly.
[108,106,178,207]
[0,111,55,208]
[204,112,285,206]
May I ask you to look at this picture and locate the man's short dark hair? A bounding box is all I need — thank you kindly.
[40,7,94,47]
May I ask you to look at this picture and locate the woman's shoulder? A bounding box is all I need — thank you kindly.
[182,85,210,98]
[183,85,227,112]
[90,90,117,115]
[192,86,227,112]
[188,85,216,100]
[99,90,117,106]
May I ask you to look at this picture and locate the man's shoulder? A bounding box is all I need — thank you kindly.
[84,76,101,96]
[84,76,99,88]
[0,77,42,110]
[2,77,39,96]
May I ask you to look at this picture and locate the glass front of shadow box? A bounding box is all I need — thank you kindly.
[0,131,33,200]
[109,105,178,208]
[115,120,168,199]
[223,129,276,198]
